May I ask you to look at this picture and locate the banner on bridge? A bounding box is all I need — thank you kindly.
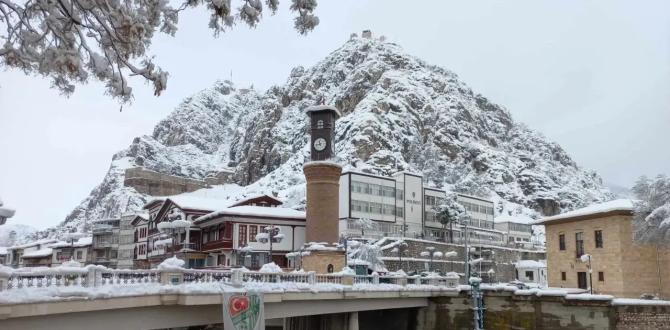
[222,291,265,330]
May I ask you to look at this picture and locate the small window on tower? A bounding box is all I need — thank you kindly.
[317,120,324,129]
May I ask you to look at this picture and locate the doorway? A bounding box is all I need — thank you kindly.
[577,272,588,289]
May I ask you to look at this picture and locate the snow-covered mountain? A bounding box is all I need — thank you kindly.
[38,34,612,239]
[0,224,38,246]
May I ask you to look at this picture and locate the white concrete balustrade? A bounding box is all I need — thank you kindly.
[0,265,462,295]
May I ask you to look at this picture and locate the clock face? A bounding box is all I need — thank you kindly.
[313,138,327,151]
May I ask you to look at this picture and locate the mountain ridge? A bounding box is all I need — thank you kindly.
[36,34,612,239]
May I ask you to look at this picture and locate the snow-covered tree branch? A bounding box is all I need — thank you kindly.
[632,175,670,245]
[0,0,319,102]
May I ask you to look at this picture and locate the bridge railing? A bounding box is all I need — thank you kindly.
[0,266,461,293]
[183,269,231,284]
[98,269,162,286]
[4,268,91,289]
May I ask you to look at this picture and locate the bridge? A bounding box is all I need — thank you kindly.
[0,265,462,330]
[2,264,670,330]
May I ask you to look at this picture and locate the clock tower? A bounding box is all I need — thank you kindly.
[306,105,340,161]
[301,105,345,273]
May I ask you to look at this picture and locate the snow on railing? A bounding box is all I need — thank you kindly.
[98,269,162,286]
[0,265,462,293]
[183,269,231,284]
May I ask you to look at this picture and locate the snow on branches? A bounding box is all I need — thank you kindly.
[0,0,319,102]
[632,175,670,245]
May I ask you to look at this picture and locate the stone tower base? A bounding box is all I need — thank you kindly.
[302,250,346,274]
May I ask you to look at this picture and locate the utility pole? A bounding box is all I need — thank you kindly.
[464,215,485,330]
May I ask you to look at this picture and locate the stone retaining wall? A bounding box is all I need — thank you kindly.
[379,238,545,283]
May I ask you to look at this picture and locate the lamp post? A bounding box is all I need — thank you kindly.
[256,225,284,265]
[420,246,443,273]
[339,234,349,268]
[581,254,593,294]
[391,240,408,271]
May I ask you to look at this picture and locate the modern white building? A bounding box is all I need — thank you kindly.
[515,259,548,287]
[494,214,535,248]
[338,171,504,245]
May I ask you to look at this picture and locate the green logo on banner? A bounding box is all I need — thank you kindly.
[228,294,262,330]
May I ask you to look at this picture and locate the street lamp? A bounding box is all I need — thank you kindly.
[256,225,284,265]
[390,240,409,271]
[581,254,594,294]
[420,246,443,273]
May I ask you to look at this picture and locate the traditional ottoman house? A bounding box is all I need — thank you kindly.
[50,237,93,267]
[193,201,306,269]
[134,194,219,268]
[6,239,57,268]
[133,189,303,269]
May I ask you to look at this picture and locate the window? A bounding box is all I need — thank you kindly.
[202,230,209,244]
[239,225,247,246]
[525,271,534,281]
[218,225,226,240]
[317,120,324,129]
[76,251,83,260]
[598,272,605,282]
[575,232,585,258]
[249,225,258,242]
[559,234,566,250]
[595,230,603,248]
[561,272,566,281]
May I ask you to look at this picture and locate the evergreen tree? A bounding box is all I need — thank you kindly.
[632,175,670,245]
[0,0,319,102]
[436,193,466,243]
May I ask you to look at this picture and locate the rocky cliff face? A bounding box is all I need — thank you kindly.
[39,35,611,238]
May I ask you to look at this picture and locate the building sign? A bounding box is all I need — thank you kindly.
[223,291,264,330]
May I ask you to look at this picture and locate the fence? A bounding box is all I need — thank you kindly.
[0,266,461,292]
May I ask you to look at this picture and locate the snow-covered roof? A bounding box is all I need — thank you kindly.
[515,260,546,269]
[0,247,7,255]
[22,248,53,258]
[229,194,283,207]
[49,237,93,248]
[305,105,342,118]
[534,199,634,225]
[195,205,306,223]
[145,185,248,211]
[495,214,535,224]
[8,239,58,250]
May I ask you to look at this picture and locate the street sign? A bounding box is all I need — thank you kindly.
[222,291,264,330]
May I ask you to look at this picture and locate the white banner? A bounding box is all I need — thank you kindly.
[222,291,265,330]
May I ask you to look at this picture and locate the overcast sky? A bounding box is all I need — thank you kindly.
[1,0,669,229]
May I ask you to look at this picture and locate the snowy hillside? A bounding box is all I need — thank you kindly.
[0,224,38,246]
[38,34,612,239]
